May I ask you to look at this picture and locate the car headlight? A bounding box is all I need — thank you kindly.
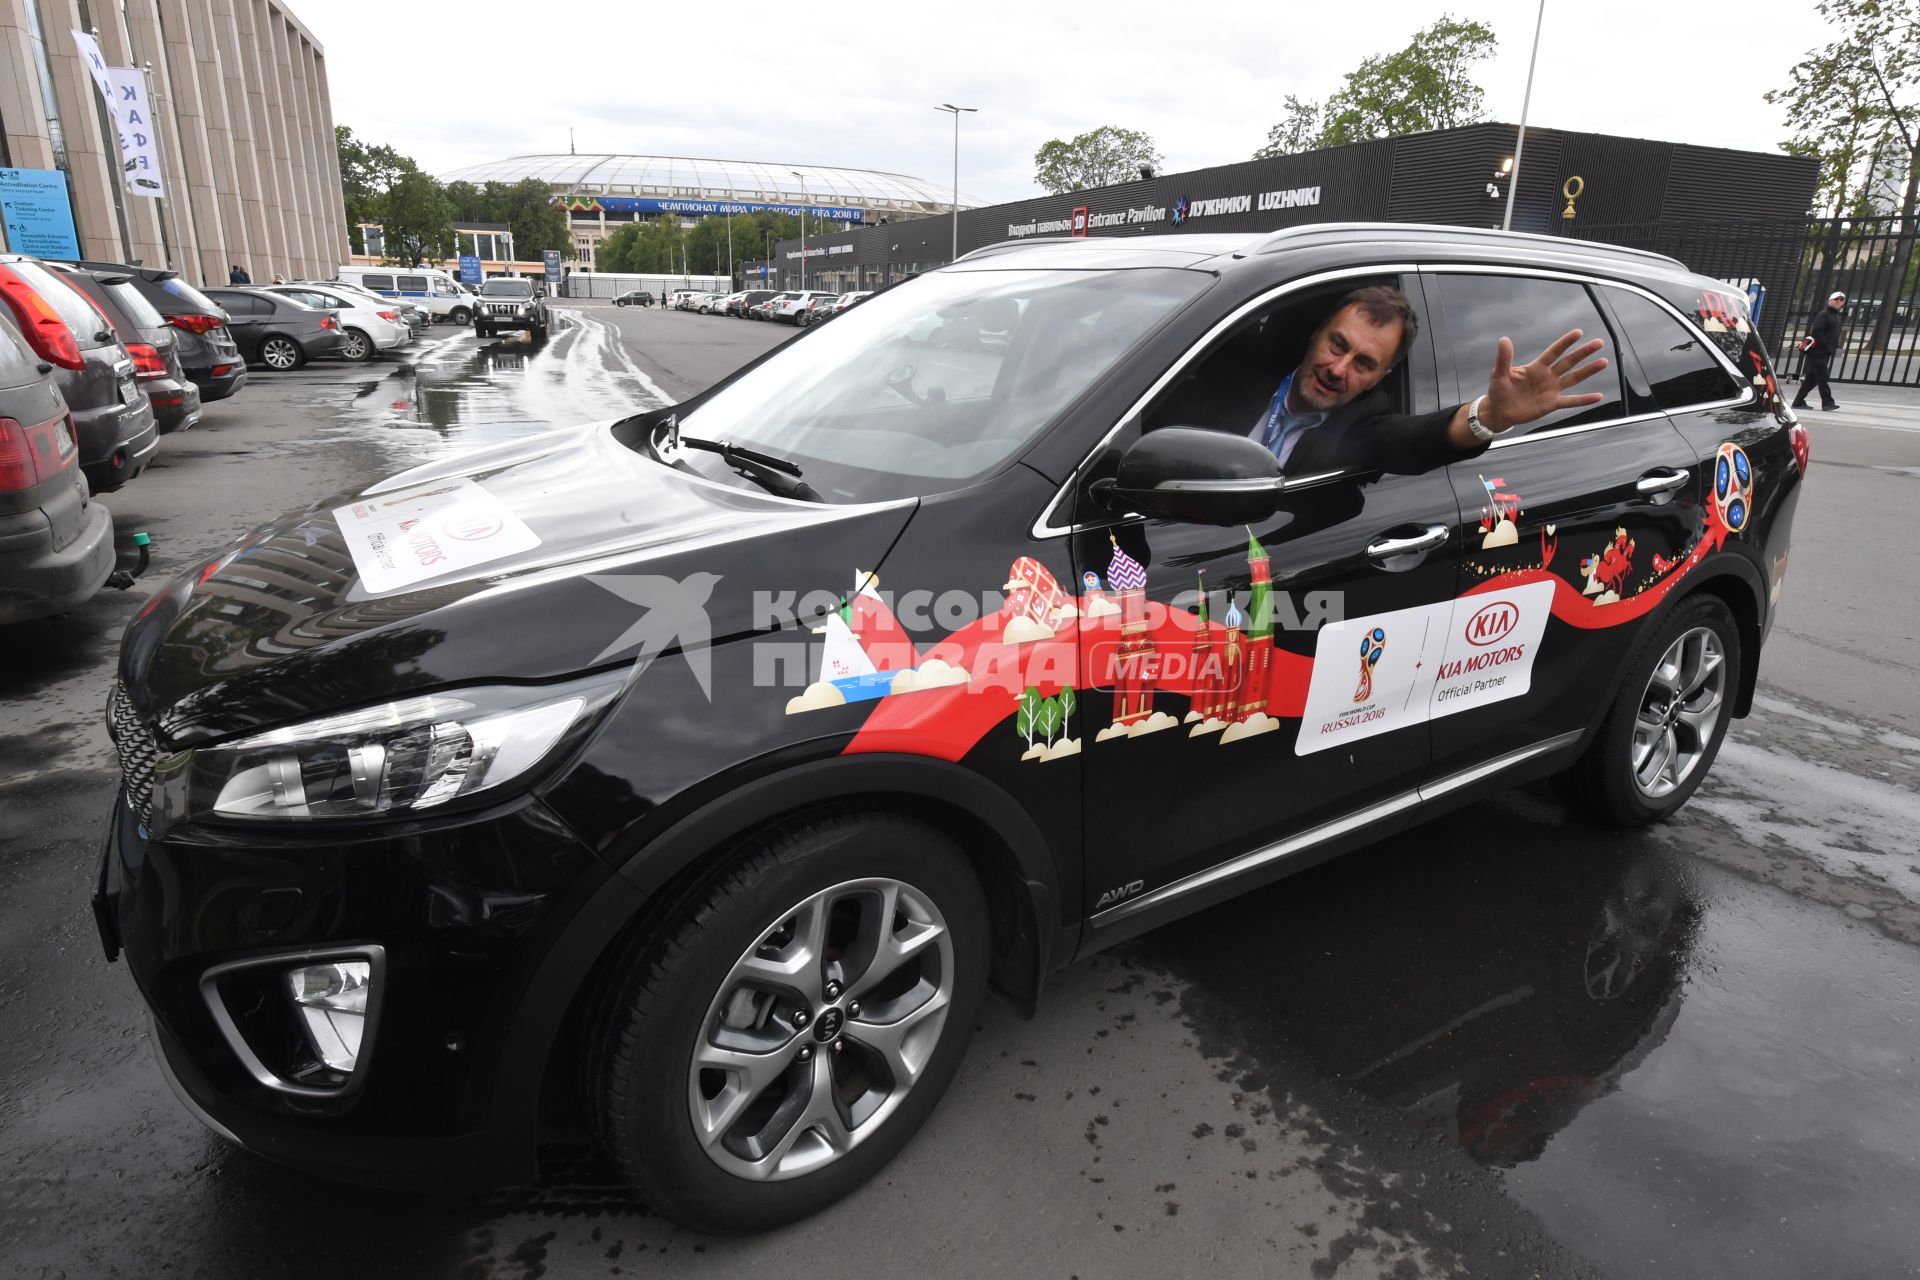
[190,676,619,821]
[516,304,529,314]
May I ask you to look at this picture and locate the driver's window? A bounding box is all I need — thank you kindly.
[1070,275,1422,524]
[1142,275,1414,436]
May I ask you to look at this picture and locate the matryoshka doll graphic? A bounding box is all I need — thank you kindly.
[1355,626,1386,703]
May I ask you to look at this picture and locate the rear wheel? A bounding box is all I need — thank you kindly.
[450,306,471,326]
[1558,593,1740,826]
[259,335,302,371]
[585,811,989,1233]
[340,328,373,361]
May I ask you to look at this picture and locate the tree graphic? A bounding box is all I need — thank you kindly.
[1017,686,1041,749]
[1036,695,1063,747]
[1058,685,1077,736]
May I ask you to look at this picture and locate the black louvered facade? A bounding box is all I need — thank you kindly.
[766,122,1816,295]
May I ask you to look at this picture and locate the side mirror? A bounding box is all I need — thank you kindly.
[1099,428,1284,526]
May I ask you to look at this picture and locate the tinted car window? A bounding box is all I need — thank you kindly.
[363,274,395,291]
[397,275,428,291]
[106,280,165,328]
[480,280,533,298]
[1604,287,1743,413]
[10,260,112,348]
[0,309,38,375]
[211,292,266,317]
[158,276,222,313]
[1434,273,1623,434]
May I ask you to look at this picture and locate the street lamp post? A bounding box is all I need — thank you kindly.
[935,103,976,262]
[790,169,808,290]
[1503,0,1548,233]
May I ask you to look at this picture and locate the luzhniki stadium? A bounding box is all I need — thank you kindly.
[438,154,983,270]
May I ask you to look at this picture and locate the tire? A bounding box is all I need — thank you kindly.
[533,323,549,343]
[340,328,373,362]
[475,324,491,339]
[260,335,303,371]
[584,811,989,1233]
[1557,593,1741,826]
[450,306,471,326]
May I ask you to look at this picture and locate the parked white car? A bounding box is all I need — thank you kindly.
[335,266,477,325]
[771,290,837,323]
[264,284,411,361]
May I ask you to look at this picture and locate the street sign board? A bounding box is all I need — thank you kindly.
[542,249,561,286]
[458,254,482,285]
[0,167,81,258]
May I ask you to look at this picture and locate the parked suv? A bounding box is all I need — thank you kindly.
[771,290,835,323]
[0,307,112,624]
[475,278,550,341]
[97,226,1803,1233]
[203,288,346,371]
[45,262,202,434]
[0,255,157,492]
[730,289,777,317]
[60,259,245,402]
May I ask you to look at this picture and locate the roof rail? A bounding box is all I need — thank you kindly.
[952,237,1086,263]
[1249,221,1684,269]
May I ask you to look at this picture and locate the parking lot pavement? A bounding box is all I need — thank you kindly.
[2,322,1917,1279]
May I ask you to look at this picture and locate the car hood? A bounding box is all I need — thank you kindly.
[121,422,916,745]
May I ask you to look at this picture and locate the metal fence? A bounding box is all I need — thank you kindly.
[1574,215,1920,386]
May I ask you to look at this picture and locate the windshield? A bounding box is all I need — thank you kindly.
[480,280,533,297]
[667,267,1209,503]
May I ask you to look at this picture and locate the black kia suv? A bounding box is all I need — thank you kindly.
[98,225,1803,1233]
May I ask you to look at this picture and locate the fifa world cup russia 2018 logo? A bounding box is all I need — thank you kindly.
[1713,442,1753,534]
[1355,627,1386,703]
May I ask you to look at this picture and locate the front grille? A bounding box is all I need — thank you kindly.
[107,683,159,824]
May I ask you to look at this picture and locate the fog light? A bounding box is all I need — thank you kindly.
[287,961,370,1072]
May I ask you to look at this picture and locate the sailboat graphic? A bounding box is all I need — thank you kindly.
[819,611,897,703]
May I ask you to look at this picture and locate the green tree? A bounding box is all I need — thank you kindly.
[380,169,456,265]
[1032,126,1163,195]
[1313,15,1497,147]
[1767,1,1920,220]
[335,125,409,251]
[1253,96,1323,159]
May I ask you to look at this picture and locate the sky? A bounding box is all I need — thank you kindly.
[300,1,1831,206]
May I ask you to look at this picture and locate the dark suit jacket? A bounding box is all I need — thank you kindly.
[1807,307,1843,354]
[1281,386,1485,477]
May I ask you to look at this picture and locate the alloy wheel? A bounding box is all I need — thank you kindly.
[262,338,298,370]
[341,329,370,361]
[688,876,954,1182]
[1631,626,1725,800]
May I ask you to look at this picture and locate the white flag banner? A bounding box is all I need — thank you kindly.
[103,68,165,199]
[69,30,114,101]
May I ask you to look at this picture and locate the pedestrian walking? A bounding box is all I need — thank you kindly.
[228,264,250,284]
[1792,291,1846,412]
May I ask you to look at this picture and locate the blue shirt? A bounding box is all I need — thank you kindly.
[1249,371,1330,465]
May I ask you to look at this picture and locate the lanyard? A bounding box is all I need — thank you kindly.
[1261,372,1296,452]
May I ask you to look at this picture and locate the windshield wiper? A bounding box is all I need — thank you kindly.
[675,434,822,502]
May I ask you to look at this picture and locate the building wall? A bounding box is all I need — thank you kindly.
[770,124,1819,288]
[0,0,346,284]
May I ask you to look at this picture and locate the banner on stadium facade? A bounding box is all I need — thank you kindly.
[553,194,863,222]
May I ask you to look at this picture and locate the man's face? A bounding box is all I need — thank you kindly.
[1295,304,1402,410]
[1830,296,1846,310]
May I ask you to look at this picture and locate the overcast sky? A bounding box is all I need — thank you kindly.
[301,1,1829,205]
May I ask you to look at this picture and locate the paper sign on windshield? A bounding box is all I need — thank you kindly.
[334,477,540,594]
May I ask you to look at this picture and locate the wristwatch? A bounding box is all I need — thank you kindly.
[1467,395,1499,443]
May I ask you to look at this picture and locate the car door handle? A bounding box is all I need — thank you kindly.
[1636,468,1690,496]
[1365,525,1449,559]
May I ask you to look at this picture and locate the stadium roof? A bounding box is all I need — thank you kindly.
[439,155,983,214]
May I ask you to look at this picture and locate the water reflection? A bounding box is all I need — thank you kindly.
[1137,794,1700,1168]
[345,311,664,456]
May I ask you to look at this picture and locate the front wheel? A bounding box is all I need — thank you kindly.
[584,811,989,1233]
[475,324,491,339]
[1558,593,1741,825]
[259,335,303,371]
[449,306,471,326]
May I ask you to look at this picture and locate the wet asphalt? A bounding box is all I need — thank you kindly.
[1,303,1917,1279]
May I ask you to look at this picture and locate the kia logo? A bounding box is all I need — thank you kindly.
[443,513,504,542]
[1465,601,1519,646]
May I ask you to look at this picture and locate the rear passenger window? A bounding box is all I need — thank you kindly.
[1432,273,1624,436]
[363,274,395,291]
[1604,288,1743,413]
[397,275,428,293]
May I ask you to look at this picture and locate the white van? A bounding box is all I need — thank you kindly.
[336,266,476,324]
